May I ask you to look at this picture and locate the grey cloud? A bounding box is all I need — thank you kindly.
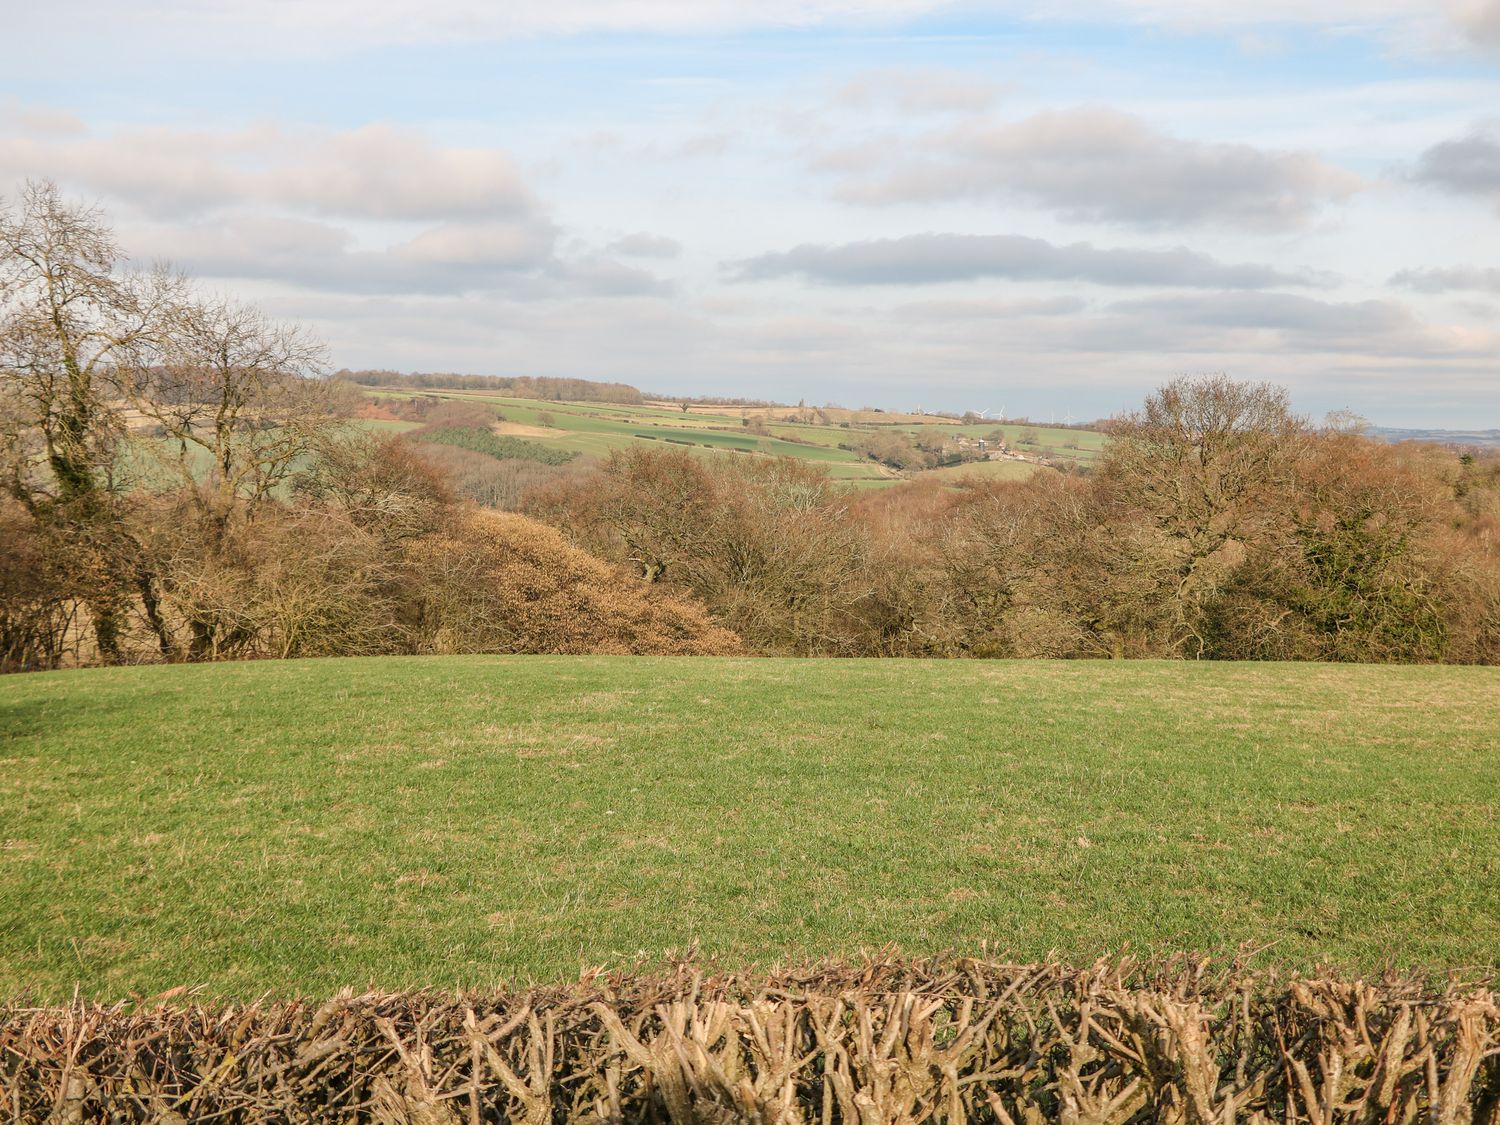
[819,107,1362,230]
[553,255,675,298]
[132,214,668,298]
[729,232,1325,289]
[607,232,683,259]
[1412,121,1500,202]
[138,215,552,294]
[1390,265,1500,293]
[1451,0,1500,49]
[891,296,1090,321]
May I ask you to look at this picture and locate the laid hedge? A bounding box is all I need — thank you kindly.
[2,957,1497,1122]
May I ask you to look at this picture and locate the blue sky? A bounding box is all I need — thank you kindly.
[4,1,1498,424]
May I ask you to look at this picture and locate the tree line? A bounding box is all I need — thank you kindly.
[4,182,1496,669]
[339,369,645,404]
[527,381,1500,663]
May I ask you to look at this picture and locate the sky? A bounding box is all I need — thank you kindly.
[3,1,1499,425]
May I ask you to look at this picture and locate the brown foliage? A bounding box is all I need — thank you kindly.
[1175,433,1500,664]
[531,448,877,655]
[409,508,741,656]
[4,957,1498,1123]
[521,411,1500,665]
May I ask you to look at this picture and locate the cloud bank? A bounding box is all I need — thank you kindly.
[815,108,1362,230]
[730,233,1326,288]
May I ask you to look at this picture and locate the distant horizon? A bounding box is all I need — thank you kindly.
[337,365,1500,432]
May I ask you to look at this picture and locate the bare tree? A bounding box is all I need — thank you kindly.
[0,181,181,510]
[123,299,341,660]
[2,182,337,663]
[0,180,183,657]
[127,296,330,531]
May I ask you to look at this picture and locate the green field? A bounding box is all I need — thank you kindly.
[3,656,1497,1000]
[366,389,1092,485]
[920,459,1042,483]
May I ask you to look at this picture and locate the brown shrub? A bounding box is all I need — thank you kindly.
[410,508,740,656]
[132,497,408,661]
[529,447,881,655]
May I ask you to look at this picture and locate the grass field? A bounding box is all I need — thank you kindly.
[3,656,1497,1000]
[366,388,1090,485]
[919,459,1042,483]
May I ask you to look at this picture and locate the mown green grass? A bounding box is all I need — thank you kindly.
[6,656,1495,1000]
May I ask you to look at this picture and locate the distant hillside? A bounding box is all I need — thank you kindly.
[338,369,644,404]
[1371,426,1500,449]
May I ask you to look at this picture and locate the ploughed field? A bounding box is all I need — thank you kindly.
[2,656,1496,999]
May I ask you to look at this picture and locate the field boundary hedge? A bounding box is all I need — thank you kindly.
[3,957,1498,1123]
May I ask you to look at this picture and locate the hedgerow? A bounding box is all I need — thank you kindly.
[413,425,578,466]
[4,957,1497,1122]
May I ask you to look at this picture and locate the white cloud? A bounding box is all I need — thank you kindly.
[10,0,947,58]
[397,222,558,269]
[13,1,1497,56]
[0,100,87,137]
[0,121,538,222]
[0,110,680,300]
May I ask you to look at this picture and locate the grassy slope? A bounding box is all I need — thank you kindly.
[4,656,1496,999]
[920,459,1042,483]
